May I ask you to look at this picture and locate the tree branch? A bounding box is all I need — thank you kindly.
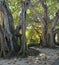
[36,0,49,21]
[29,3,46,27]
[16,0,30,33]
[40,1,48,20]
[50,10,59,30]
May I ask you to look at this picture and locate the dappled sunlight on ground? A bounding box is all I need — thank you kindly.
[0,47,59,65]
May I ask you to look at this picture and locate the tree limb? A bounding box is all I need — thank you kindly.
[16,0,30,33]
[40,0,48,20]
[29,3,46,27]
[50,10,59,30]
[36,0,49,21]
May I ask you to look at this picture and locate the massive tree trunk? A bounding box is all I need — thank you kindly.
[41,26,48,47]
[0,1,19,58]
[17,1,30,56]
[0,25,6,58]
[41,14,59,47]
[2,1,18,51]
[0,0,30,57]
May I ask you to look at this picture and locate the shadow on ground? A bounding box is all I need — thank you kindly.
[52,58,59,65]
[28,47,40,56]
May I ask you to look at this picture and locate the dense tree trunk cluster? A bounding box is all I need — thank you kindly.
[0,1,19,58]
[0,0,30,58]
[29,0,59,47]
[0,0,59,58]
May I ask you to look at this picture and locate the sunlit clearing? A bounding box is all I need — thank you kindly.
[27,9,30,14]
[55,33,58,43]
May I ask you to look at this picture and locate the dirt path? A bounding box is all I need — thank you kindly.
[52,58,59,65]
[0,47,59,65]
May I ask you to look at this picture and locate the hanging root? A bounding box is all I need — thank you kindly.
[0,25,7,58]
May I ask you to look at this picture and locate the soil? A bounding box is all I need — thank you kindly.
[0,47,59,65]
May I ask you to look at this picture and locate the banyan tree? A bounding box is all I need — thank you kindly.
[0,0,19,58]
[28,0,59,47]
[0,0,29,58]
[34,0,59,47]
[0,0,59,58]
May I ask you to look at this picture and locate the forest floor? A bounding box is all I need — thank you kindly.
[0,47,59,65]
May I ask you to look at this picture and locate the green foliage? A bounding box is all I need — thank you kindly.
[7,0,59,45]
[26,22,42,44]
[26,28,40,44]
[46,0,59,19]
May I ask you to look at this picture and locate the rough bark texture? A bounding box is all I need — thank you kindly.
[30,0,59,47]
[0,1,18,58]
[0,0,59,58]
[18,1,30,56]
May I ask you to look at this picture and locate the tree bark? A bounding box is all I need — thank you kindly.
[29,0,59,47]
[0,1,19,58]
[18,1,30,56]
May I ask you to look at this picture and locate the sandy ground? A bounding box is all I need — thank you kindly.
[0,47,59,65]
